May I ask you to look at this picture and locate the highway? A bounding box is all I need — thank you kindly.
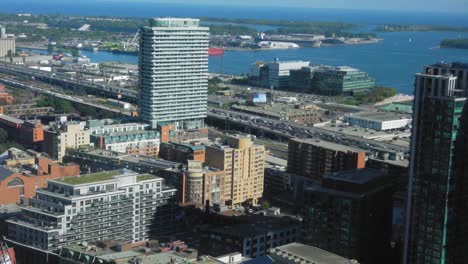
[0,77,130,116]
[0,62,409,156]
[208,107,410,155]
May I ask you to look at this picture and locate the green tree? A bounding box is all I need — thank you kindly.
[47,44,54,55]
[71,48,80,57]
[261,202,271,210]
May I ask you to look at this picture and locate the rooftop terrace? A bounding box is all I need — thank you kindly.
[55,170,121,185]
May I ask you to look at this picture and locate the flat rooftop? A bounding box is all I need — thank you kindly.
[55,170,121,185]
[324,168,385,185]
[347,111,411,122]
[271,243,356,264]
[0,114,24,124]
[290,138,365,154]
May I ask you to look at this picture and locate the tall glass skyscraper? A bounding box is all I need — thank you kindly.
[139,18,209,130]
[404,62,468,264]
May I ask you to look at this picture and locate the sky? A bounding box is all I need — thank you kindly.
[107,0,468,13]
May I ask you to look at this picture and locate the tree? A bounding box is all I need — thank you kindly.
[261,201,271,210]
[47,44,54,55]
[71,48,80,57]
[0,128,8,143]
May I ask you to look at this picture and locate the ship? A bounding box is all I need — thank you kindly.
[0,242,15,264]
[208,47,224,56]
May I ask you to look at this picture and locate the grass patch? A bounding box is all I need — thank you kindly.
[57,170,120,185]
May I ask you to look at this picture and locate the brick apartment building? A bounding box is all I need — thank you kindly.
[287,138,366,180]
[0,110,44,147]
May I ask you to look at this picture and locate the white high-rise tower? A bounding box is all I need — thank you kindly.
[139,18,209,130]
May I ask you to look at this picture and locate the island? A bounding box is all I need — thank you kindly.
[376,24,468,32]
[440,39,468,50]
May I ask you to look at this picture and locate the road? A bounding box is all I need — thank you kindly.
[208,107,410,155]
[0,77,130,116]
[0,62,409,156]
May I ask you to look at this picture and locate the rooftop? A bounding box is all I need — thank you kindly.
[0,114,24,125]
[55,170,121,185]
[430,62,468,69]
[137,174,157,182]
[290,138,365,154]
[324,168,386,185]
[347,111,411,122]
[271,243,358,264]
[210,215,299,237]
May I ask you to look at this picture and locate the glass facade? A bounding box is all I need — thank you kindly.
[312,66,375,95]
[405,64,468,264]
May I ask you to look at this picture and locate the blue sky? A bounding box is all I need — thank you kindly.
[108,0,467,13]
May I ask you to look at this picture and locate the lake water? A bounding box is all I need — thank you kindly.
[23,30,468,94]
[8,0,468,94]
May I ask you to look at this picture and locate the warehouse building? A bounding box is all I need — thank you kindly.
[345,112,412,131]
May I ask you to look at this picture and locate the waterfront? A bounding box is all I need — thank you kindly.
[21,30,468,94]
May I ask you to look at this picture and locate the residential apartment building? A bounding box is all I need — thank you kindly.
[200,215,300,258]
[139,18,209,130]
[91,130,160,157]
[87,121,149,135]
[404,62,468,264]
[0,149,79,204]
[64,147,181,175]
[0,113,44,147]
[161,160,225,206]
[303,168,394,264]
[205,135,265,206]
[287,138,366,181]
[159,141,206,163]
[43,120,91,162]
[6,169,177,251]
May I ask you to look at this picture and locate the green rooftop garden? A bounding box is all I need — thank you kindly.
[137,174,156,182]
[57,170,121,185]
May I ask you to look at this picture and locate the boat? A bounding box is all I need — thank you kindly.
[208,47,224,56]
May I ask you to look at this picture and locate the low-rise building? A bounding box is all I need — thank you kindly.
[0,113,44,148]
[6,169,177,252]
[0,149,79,204]
[2,103,54,117]
[43,119,91,162]
[64,147,181,175]
[57,240,198,264]
[231,104,325,125]
[91,130,160,157]
[287,138,366,181]
[158,124,209,143]
[200,215,300,258]
[268,243,359,264]
[345,111,412,131]
[0,84,13,104]
[161,160,225,206]
[159,141,206,163]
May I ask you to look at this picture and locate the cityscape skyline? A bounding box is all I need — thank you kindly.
[0,0,466,262]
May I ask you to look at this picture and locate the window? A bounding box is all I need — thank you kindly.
[7,178,24,187]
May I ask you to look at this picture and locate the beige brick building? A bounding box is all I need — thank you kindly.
[206,135,265,207]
